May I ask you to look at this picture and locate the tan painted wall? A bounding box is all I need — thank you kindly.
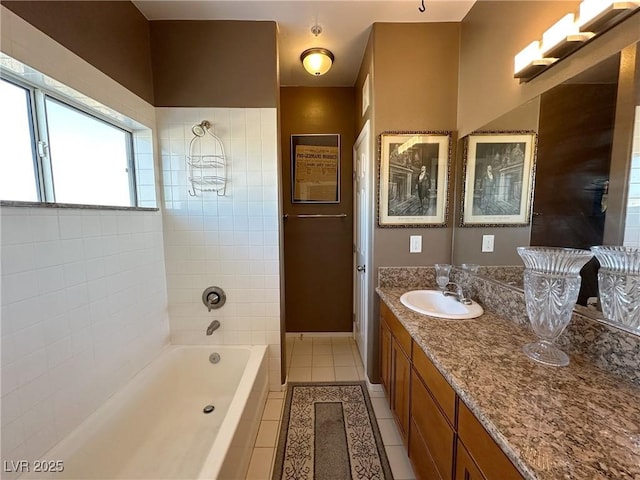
[458,2,640,137]
[372,22,460,271]
[2,0,154,103]
[150,20,278,107]
[452,98,540,265]
[362,23,460,382]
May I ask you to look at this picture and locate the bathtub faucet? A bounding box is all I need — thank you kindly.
[206,320,221,336]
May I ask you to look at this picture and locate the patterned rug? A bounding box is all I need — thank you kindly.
[272,382,393,480]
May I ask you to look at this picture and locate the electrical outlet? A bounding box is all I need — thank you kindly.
[410,235,422,253]
[482,235,495,253]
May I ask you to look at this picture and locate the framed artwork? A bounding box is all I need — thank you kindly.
[378,131,452,227]
[291,134,340,203]
[460,131,537,227]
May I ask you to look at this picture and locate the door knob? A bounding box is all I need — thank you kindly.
[357,265,366,272]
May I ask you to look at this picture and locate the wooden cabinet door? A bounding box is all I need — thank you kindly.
[410,370,454,480]
[456,440,486,480]
[380,318,392,400]
[391,338,411,443]
[409,418,444,480]
[458,402,524,480]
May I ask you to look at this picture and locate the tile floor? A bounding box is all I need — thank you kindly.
[245,334,416,480]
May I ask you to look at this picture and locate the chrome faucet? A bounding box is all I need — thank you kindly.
[443,282,473,305]
[206,320,221,336]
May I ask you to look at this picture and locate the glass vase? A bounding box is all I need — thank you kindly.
[591,246,640,332]
[517,247,594,366]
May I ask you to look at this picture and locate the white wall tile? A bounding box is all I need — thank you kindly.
[158,107,282,388]
[1,206,170,462]
[1,244,36,274]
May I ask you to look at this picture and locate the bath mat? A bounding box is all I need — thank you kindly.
[272,382,393,480]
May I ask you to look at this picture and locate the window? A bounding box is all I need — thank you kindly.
[0,77,136,206]
[0,79,39,201]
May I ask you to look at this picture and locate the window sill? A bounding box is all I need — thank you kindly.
[0,200,159,212]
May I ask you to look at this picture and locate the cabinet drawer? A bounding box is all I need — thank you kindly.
[412,342,456,424]
[409,418,445,480]
[455,439,486,480]
[381,301,412,356]
[458,401,524,480]
[410,370,454,480]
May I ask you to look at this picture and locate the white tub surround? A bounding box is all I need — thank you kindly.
[158,108,282,390]
[1,207,169,470]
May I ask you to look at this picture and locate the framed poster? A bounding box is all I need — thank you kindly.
[460,131,537,227]
[378,131,452,227]
[291,134,340,203]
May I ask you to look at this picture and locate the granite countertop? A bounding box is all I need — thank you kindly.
[377,287,640,480]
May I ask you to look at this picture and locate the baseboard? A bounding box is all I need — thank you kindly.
[285,332,354,338]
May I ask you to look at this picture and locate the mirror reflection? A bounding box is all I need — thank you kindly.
[452,45,640,335]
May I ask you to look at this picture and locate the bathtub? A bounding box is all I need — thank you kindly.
[21,345,269,480]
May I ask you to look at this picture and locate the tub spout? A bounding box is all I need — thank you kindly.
[206,320,221,336]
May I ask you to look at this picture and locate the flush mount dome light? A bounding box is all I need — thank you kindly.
[300,47,334,76]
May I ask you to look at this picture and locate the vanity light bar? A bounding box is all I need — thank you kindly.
[579,0,640,32]
[540,13,594,58]
[514,41,557,79]
[513,0,639,82]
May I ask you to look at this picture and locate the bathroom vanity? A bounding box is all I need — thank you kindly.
[377,279,640,480]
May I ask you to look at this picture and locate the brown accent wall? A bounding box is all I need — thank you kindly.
[372,23,460,270]
[3,1,154,104]
[150,21,278,107]
[531,83,617,248]
[280,87,356,332]
[458,2,640,136]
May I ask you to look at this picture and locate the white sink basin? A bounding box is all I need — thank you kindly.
[400,290,484,319]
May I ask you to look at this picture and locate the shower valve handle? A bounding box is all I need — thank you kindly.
[206,292,220,311]
[202,286,226,311]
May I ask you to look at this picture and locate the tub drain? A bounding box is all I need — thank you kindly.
[209,353,220,364]
[203,405,215,414]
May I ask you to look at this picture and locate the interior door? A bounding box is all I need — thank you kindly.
[354,121,371,367]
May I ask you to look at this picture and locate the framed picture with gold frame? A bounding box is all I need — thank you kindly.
[378,131,452,227]
[460,131,537,227]
[291,134,340,203]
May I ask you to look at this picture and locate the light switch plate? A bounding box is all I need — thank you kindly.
[482,235,495,253]
[410,235,422,253]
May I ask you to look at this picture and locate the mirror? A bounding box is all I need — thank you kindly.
[452,44,639,335]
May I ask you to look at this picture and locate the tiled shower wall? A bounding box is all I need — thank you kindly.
[157,108,282,390]
[0,207,170,466]
[624,107,640,247]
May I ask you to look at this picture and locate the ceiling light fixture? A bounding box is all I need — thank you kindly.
[301,24,334,76]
